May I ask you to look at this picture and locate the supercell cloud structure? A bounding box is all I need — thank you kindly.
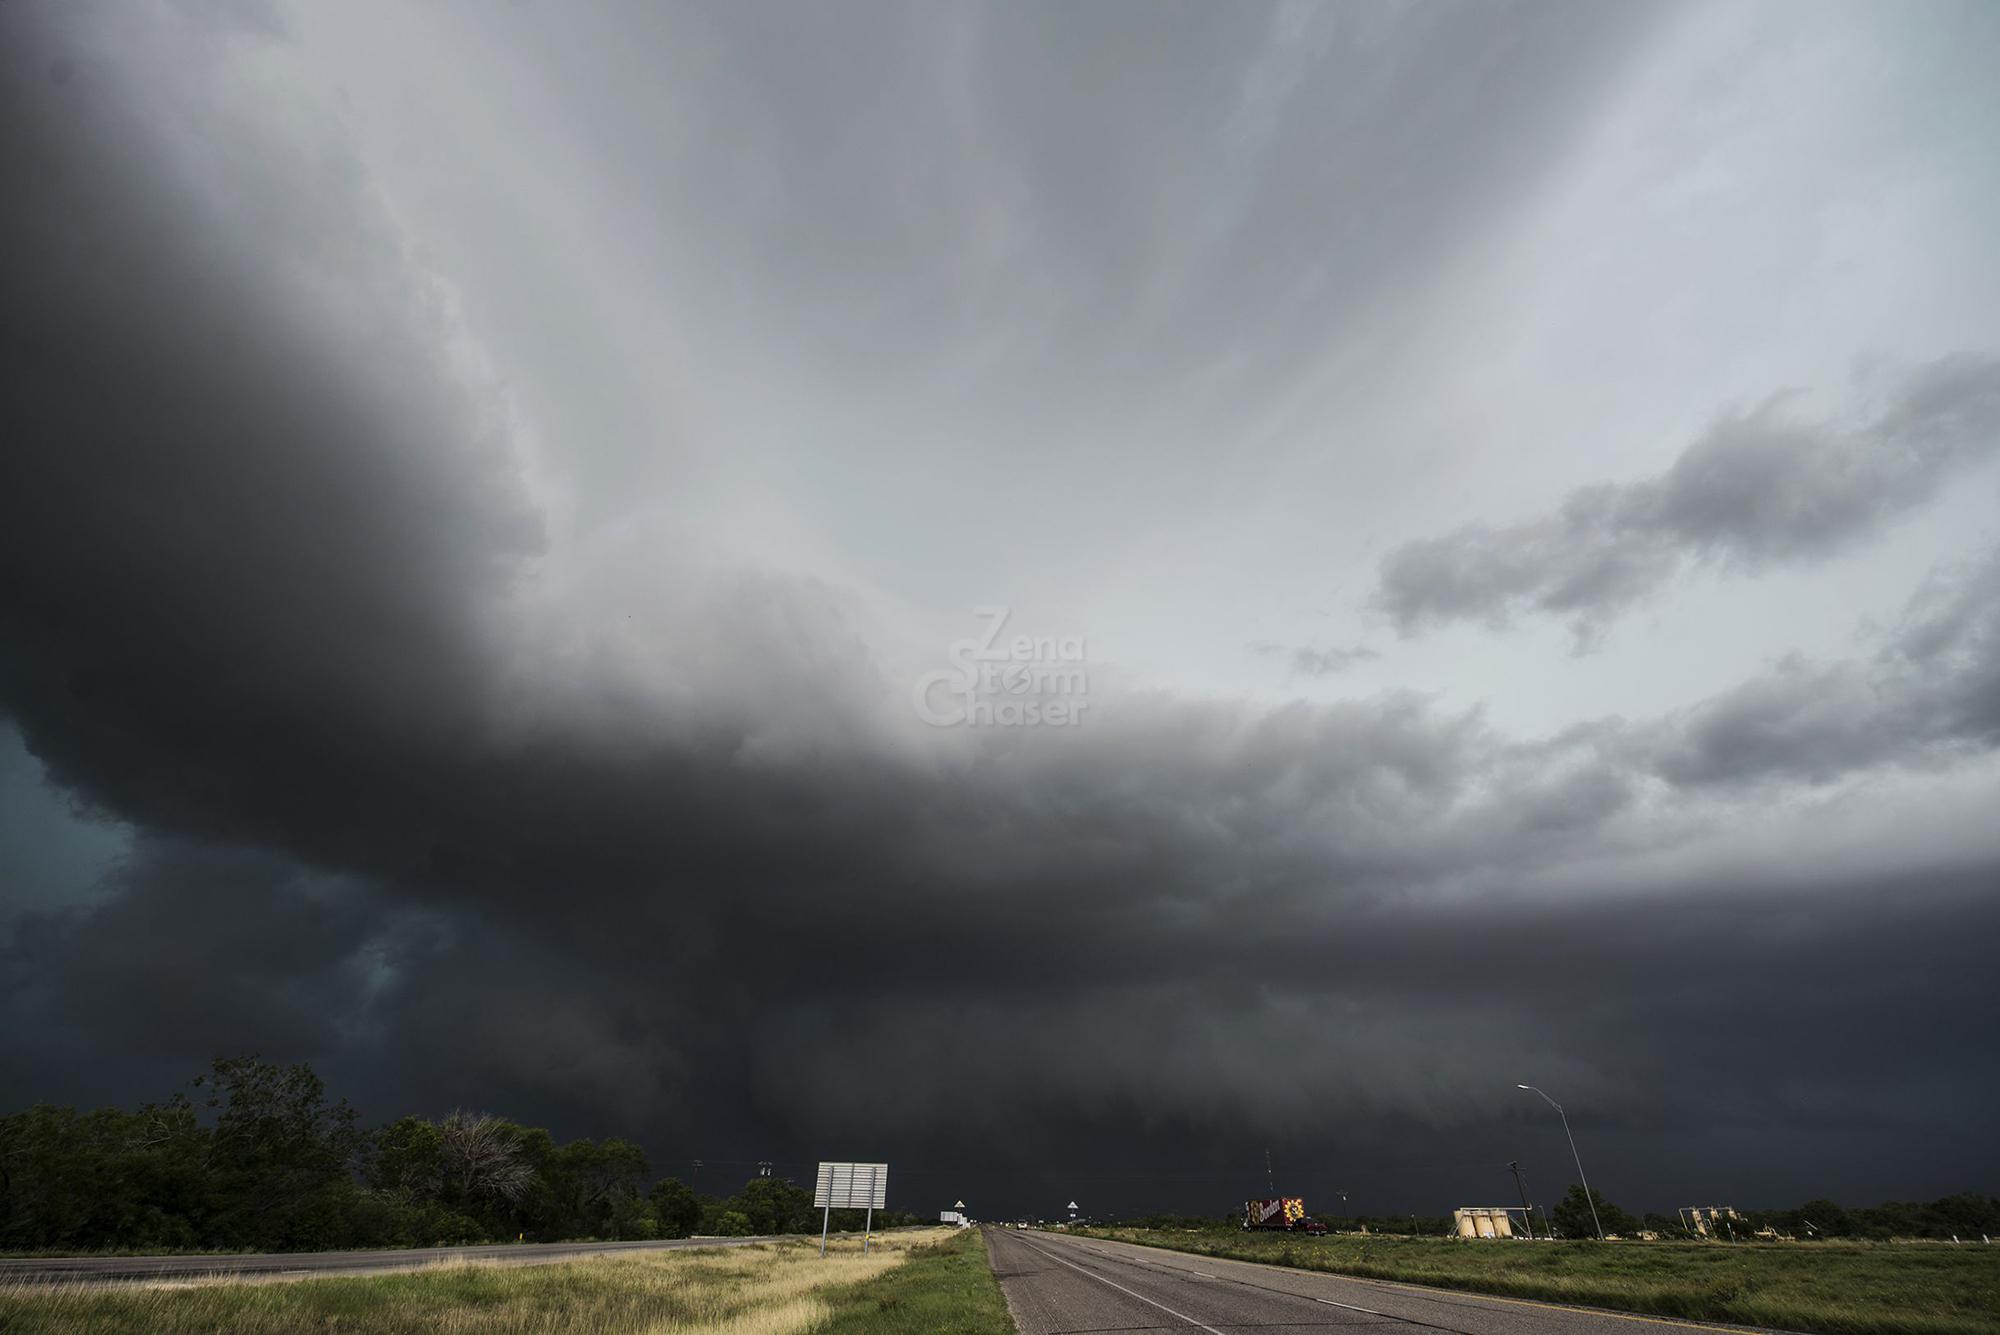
[3,0,1998,1215]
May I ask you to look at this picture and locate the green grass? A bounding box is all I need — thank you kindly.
[1071,1226,2000,1335]
[0,1230,951,1333]
[818,1228,1014,1335]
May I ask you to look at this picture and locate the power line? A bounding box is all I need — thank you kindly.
[675,1157,1289,1182]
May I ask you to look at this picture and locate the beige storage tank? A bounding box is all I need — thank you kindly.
[1453,1208,1515,1239]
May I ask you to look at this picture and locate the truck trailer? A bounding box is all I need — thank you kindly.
[1242,1198,1324,1233]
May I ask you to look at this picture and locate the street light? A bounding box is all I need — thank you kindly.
[1517,1084,1603,1239]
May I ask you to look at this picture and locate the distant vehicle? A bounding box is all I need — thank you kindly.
[1299,1216,1328,1236]
[1242,1197,1312,1231]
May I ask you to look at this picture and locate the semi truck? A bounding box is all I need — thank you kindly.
[1242,1198,1326,1233]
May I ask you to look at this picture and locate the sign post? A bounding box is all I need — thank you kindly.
[813,1162,889,1258]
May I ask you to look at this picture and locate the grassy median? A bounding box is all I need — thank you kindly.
[1072,1226,2000,1335]
[0,1228,977,1333]
[818,1227,1013,1335]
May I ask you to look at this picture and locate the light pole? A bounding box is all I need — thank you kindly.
[1517,1084,1602,1239]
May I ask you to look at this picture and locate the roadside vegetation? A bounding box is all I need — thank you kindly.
[0,1228,963,1334]
[817,1228,1012,1335]
[0,1057,917,1254]
[1070,1224,2000,1335]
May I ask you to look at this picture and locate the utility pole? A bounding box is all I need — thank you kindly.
[1507,1162,1534,1239]
[1517,1084,1603,1239]
[1265,1148,1275,1196]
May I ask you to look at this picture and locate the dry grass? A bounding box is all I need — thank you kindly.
[0,1229,952,1334]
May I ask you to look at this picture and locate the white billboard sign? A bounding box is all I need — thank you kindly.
[813,1161,888,1211]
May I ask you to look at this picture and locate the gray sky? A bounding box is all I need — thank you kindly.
[3,0,1998,1217]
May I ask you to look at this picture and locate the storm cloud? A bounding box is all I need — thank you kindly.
[1375,357,2000,645]
[1251,642,1382,676]
[4,0,1999,1219]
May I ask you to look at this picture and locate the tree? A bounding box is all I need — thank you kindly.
[437,1112,533,1206]
[195,1057,361,1249]
[367,1116,444,1198]
[1550,1184,1634,1239]
[1785,1198,1852,1239]
[650,1177,703,1238]
[546,1137,651,1238]
[1921,1194,2000,1238]
[0,1100,206,1250]
[732,1175,816,1236]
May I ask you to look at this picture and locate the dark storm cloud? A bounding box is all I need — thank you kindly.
[1,839,385,1059]
[1639,546,2000,787]
[3,0,1998,1217]
[1,1,542,849]
[754,863,2000,1137]
[1374,356,2000,644]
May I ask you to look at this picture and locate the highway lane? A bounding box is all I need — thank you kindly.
[985,1226,1789,1335]
[0,1234,783,1286]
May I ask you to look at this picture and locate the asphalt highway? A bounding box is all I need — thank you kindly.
[0,1234,778,1286]
[986,1226,1787,1335]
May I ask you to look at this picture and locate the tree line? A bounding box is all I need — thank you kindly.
[1124,1184,1999,1242]
[0,1058,916,1253]
[1536,1184,1999,1241]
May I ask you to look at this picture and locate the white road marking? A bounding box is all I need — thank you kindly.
[1013,1235,1230,1335]
[1131,1248,1381,1314]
